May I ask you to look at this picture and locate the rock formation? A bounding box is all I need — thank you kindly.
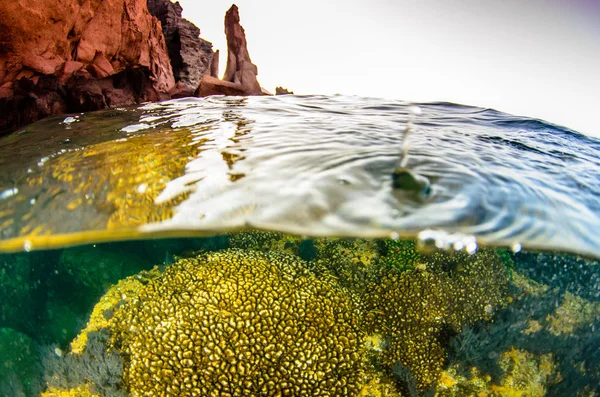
[197,75,248,97]
[210,50,220,78]
[275,86,294,95]
[0,1,269,135]
[0,0,175,135]
[147,0,214,96]
[222,4,262,95]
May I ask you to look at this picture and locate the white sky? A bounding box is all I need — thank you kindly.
[177,0,600,137]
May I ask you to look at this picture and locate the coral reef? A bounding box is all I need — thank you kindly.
[436,348,559,396]
[362,248,510,390]
[110,249,368,396]
[30,235,517,395]
[42,331,126,397]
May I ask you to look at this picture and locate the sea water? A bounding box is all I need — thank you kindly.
[0,95,598,396]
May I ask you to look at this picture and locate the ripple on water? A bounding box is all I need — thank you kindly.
[0,95,598,258]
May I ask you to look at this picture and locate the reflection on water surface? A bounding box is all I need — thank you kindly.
[0,95,599,258]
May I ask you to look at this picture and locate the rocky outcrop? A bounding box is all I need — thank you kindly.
[222,4,262,95]
[0,1,270,135]
[210,50,220,78]
[0,0,174,135]
[275,86,294,95]
[147,0,214,95]
[197,75,247,97]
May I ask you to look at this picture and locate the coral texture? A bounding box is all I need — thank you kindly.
[111,249,367,396]
[55,236,513,395]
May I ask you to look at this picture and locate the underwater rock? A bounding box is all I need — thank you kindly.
[222,4,264,95]
[147,0,214,94]
[0,0,174,135]
[445,268,600,396]
[0,327,42,396]
[437,348,559,396]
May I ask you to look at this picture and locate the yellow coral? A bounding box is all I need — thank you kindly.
[362,248,509,390]
[436,348,559,396]
[41,384,99,397]
[110,249,369,396]
[70,267,161,354]
[546,291,600,336]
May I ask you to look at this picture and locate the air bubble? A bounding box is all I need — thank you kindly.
[511,242,522,253]
[417,229,479,255]
[409,105,422,116]
[23,240,33,252]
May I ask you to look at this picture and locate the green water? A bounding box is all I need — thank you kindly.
[1,233,598,396]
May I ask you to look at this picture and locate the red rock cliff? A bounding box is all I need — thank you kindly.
[198,4,265,97]
[0,0,175,134]
[223,4,262,95]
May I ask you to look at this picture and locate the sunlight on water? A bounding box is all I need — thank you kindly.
[0,95,599,258]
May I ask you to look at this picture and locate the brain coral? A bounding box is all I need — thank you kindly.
[362,247,509,390]
[110,248,368,396]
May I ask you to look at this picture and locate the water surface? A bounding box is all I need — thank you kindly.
[0,95,598,258]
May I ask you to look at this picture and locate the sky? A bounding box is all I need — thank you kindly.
[177,0,600,137]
